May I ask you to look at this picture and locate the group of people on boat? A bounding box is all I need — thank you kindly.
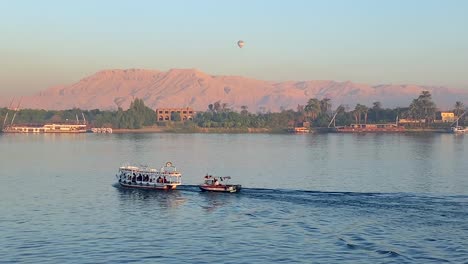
[204,174,220,185]
[121,172,168,184]
[200,174,241,192]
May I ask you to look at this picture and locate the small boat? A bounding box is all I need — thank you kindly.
[116,162,181,190]
[449,112,467,133]
[199,175,242,193]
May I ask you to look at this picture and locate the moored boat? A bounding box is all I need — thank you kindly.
[116,162,181,190]
[450,126,468,133]
[2,123,87,133]
[332,123,405,133]
[199,175,241,193]
[449,112,467,133]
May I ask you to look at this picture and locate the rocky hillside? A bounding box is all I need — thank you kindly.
[2,68,467,111]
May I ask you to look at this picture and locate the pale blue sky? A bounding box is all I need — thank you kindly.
[1,0,467,95]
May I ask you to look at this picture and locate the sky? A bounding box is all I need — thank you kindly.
[1,0,468,96]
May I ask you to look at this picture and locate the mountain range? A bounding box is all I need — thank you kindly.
[1,68,467,111]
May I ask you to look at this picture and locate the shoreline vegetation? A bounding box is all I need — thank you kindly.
[1,92,466,134]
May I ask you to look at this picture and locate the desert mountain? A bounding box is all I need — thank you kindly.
[2,68,467,111]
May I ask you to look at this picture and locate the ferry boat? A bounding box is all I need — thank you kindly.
[116,162,182,190]
[199,175,242,193]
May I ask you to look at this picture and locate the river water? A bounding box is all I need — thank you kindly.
[0,133,467,263]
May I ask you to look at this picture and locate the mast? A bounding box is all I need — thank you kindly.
[10,97,22,126]
[328,105,343,128]
[328,112,338,128]
[2,97,15,128]
[450,111,466,127]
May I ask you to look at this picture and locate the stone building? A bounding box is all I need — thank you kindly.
[156,107,194,121]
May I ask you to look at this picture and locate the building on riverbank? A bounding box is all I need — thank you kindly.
[156,107,195,121]
[435,111,456,123]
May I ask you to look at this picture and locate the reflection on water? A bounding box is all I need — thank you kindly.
[198,191,238,213]
[115,185,187,209]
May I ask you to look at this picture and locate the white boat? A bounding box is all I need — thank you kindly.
[450,112,467,133]
[451,126,468,133]
[199,175,241,193]
[116,162,181,190]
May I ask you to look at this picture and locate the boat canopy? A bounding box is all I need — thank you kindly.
[204,175,231,181]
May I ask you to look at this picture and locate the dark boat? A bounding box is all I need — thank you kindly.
[332,123,405,133]
[199,175,241,193]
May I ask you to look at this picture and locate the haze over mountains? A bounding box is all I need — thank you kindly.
[1,68,467,111]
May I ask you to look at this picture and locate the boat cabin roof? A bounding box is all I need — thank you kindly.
[204,175,231,180]
[119,165,181,176]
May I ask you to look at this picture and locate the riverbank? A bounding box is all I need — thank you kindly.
[110,126,452,134]
[112,126,284,134]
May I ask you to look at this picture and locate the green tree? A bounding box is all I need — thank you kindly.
[320,98,332,114]
[305,98,321,120]
[454,101,464,117]
[372,101,382,123]
[408,91,436,126]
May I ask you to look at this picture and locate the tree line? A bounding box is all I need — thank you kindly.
[1,91,466,131]
[0,98,155,130]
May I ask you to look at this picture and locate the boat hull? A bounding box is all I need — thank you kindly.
[450,127,468,133]
[119,180,179,190]
[199,184,242,193]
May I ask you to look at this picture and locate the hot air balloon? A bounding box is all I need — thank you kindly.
[237,40,245,48]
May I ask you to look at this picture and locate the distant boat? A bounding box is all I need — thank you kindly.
[288,121,310,133]
[449,112,467,133]
[331,123,405,133]
[288,127,310,134]
[328,111,404,133]
[2,123,87,133]
[2,102,88,133]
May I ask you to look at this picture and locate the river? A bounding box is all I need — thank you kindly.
[0,133,467,263]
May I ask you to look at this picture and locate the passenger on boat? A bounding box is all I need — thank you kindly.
[214,178,219,186]
[157,176,162,183]
[163,176,167,183]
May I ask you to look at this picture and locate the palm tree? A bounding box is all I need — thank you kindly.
[454,101,464,117]
[419,91,436,124]
[372,101,382,123]
[352,110,360,124]
[305,98,321,120]
[362,105,369,124]
[353,104,362,124]
[353,104,368,124]
[320,98,332,114]
[407,91,436,126]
